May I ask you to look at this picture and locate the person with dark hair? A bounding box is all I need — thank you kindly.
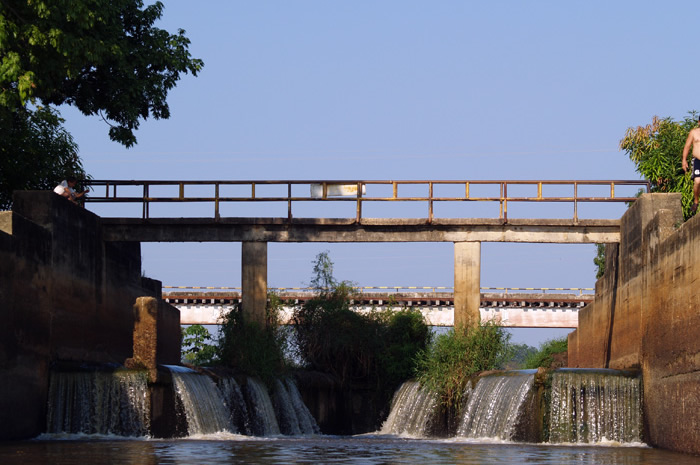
[682,115,700,214]
[53,176,89,204]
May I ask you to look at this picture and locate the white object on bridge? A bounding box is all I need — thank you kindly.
[310,184,366,198]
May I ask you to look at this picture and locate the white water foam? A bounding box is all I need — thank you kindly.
[46,370,150,437]
[244,377,281,436]
[548,369,642,444]
[380,380,438,436]
[166,366,233,435]
[285,378,320,434]
[456,371,534,440]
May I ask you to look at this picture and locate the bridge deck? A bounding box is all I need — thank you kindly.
[86,179,646,243]
[100,216,620,243]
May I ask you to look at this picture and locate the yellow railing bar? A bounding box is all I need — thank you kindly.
[84,180,651,221]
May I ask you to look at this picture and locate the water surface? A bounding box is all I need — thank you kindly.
[2,435,699,465]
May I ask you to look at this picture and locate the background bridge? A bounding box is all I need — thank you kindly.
[165,286,593,328]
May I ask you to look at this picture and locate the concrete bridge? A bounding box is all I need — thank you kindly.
[84,179,648,329]
[165,286,592,328]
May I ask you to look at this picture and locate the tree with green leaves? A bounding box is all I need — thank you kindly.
[593,113,697,276]
[181,324,217,366]
[0,105,87,209]
[0,0,202,208]
[308,250,338,290]
[1,0,203,146]
[619,112,698,219]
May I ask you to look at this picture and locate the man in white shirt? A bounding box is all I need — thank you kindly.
[53,177,89,204]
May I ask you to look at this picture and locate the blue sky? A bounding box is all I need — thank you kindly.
[60,1,698,346]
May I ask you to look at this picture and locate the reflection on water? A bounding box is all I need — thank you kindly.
[1,436,699,465]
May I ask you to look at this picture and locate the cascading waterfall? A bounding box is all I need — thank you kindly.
[285,378,320,434]
[217,377,252,435]
[216,376,319,436]
[380,380,438,436]
[273,379,301,435]
[456,371,535,440]
[44,364,643,442]
[279,378,321,435]
[46,370,149,436]
[548,369,642,443]
[166,365,233,435]
[244,377,281,436]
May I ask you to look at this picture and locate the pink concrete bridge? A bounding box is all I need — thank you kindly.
[164,286,593,328]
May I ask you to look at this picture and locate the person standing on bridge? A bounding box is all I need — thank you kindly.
[682,116,700,214]
[53,177,89,204]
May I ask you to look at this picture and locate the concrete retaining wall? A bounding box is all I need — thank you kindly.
[0,192,180,440]
[568,193,700,455]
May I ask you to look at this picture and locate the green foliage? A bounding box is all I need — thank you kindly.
[308,250,338,290]
[594,243,606,279]
[293,282,379,385]
[0,105,87,210]
[503,343,538,370]
[293,252,431,392]
[378,309,433,386]
[620,112,698,219]
[181,324,217,366]
[415,323,511,411]
[523,337,568,369]
[0,0,203,146]
[216,294,289,385]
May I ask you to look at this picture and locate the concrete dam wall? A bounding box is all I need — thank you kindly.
[0,192,180,440]
[568,193,700,455]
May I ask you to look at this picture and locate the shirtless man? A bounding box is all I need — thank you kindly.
[682,116,700,214]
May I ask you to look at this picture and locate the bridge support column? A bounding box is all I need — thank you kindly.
[242,241,267,327]
[454,241,481,329]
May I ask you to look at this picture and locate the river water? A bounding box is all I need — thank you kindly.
[2,435,699,465]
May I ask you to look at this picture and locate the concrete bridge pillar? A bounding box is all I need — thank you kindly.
[241,241,267,327]
[454,241,481,329]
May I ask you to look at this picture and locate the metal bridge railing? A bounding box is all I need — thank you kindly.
[83,179,650,222]
[162,285,595,296]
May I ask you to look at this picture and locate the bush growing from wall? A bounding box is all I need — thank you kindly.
[293,281,380,385]
[292,284,431,391]
[594,243,606,279]
[216,292,289,385]
[377,309,433,387]
[292,252,431,396]
[415,322,511,411]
